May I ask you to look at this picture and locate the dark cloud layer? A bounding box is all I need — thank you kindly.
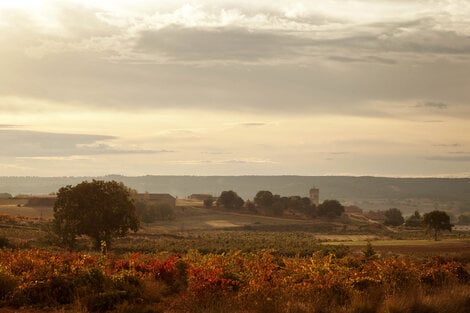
[137,26,305,62]
[135,19,470,63]
[0,130,166,157]
[0,2,469,118]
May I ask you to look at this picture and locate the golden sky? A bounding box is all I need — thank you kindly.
[1,0,469,176]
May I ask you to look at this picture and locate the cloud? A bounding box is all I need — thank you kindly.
[132,16,470,64]
[417,101,449,110]
[433,143,461,147]
[168,158,277,165]
[328,152,349,155]
[220,158,278,164]
[136,26,307,62]
[202,151,232,155]
[0,0,469,119]
[423,120,444,123]
[328,55,396,65]
[0,129,169,157]
[425,155,470,162]
[3,1,470,64]
[238,122,268,127]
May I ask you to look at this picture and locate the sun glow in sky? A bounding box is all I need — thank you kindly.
[1,0,470,177]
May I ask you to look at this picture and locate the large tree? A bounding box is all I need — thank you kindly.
[53,180,140,250]
[423,210,453,241]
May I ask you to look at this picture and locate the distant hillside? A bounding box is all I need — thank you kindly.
[0,175,469,213]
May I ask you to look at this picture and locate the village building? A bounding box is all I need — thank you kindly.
[309,187,320,206]
[136,193,176,208]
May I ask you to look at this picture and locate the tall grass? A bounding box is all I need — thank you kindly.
[0,249,469,312]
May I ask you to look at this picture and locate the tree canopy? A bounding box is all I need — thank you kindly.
[52,180,140,250]
[136,201,174,223]
[383,208,405,226]
[457,213,470,225]
[254,190,274,208]
[216,190,244,210]
[317,200,344,218]
[423,210,452,241]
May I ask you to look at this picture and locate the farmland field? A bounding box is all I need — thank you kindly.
[1,198,470,312]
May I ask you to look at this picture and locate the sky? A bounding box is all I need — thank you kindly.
[0,0,469,177]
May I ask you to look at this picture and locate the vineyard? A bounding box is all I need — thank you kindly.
[0,248,469,313]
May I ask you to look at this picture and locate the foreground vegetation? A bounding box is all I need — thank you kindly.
[0,248,469,313]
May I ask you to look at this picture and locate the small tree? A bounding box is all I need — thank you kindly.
[254,190,274,208]
[318,200,344,219]
[216,190,244,210]
[245,200,257,212]
[53,180,140,250]
[383,208,405,226]
[203,197,214,208]
[135,200,156,223]
[423,210,453,241]
[270,194,287,216]
[405,211,422,227]
[457,213,470,225]
[362,241,377,259]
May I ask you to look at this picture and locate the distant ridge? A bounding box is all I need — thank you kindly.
[0,175,469,213]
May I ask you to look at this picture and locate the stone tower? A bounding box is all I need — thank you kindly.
[309,187,319,206]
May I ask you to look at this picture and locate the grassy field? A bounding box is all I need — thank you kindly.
[0,198,53,219]
[0,198,469,258]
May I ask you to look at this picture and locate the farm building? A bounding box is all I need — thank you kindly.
[344,205,363,214]
[136,193,176,208]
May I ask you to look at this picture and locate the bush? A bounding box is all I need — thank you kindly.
[203,198,214,208]
[87,290,127,313]
[0,236,9,248]
[216,190,244,210]
[48,275,76,304]
[78,267,107,292]
[384,208,405,226]
[0,271,17,300]
[405,211,423,227]
[318,200,344,218]
[362,242,377,259]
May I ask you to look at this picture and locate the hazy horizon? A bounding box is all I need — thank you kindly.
[1,1,469,177]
